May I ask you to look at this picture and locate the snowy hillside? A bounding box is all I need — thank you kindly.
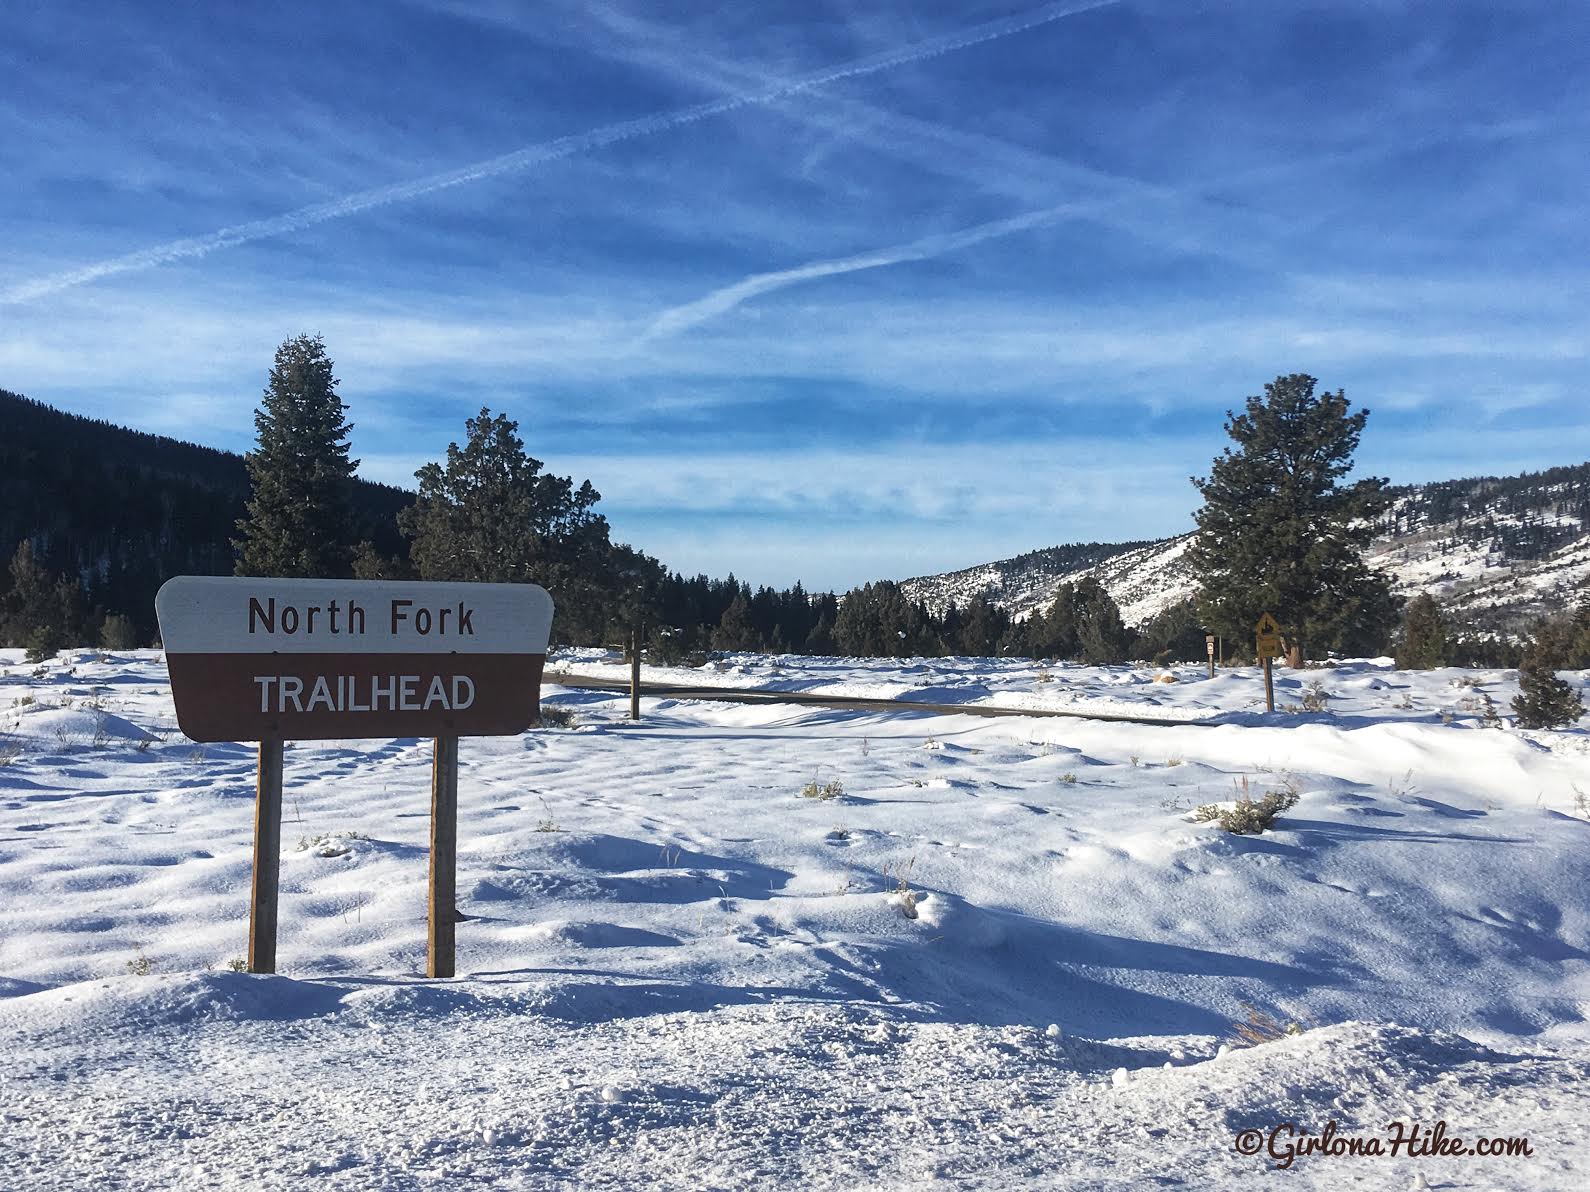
[4,647,1590,1187]
[901,462,1590,633]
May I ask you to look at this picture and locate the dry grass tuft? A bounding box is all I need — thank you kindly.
[1228,1003,1309,1047]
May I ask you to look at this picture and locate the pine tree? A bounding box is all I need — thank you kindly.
[234,335,358,577]
[712,591,758,651]
[1571,597,1590,669]
[957,594,1000,657]
[1530,595,1590,670]
[1394,592,1448,669]
[832,581,927,657]
[1,541,82,657]
[399,408,615,641]
[804,612,836,656]
[833,583,888,656]
[1189,373,1397,661]
[350,540,414,581]
[1075,576,1130,665]
[1512,647,1585,729]
[998,617,1033,659]
[98,613,140,650]
[1036,583,1080,659]
[1134,598,1205,666]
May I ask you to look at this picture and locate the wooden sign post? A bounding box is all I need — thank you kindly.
[1205,634,1216,679]
[428,735,459,978]
[250,738,284,973]
[156,577,554,977]
[1254,612,1283,713]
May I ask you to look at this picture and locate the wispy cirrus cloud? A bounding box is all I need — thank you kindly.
[638,203,1092,343]
[1,0,1120,305]
[6,0,1588,588]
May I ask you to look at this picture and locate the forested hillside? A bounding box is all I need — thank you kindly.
[1376,463,1590,561]
[0,389,412,641]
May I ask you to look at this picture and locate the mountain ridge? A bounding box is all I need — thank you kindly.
[899,462,1590,635]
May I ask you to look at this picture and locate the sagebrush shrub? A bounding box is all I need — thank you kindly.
[1194,778,1299,835]
[1295,680,1331,713]
[1229,1004,1308,1047]
[800,778,843,801]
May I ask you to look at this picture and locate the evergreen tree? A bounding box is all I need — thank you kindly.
[832,581,927,657]
[647,620,703,666]
[748,586,780,646]
[712,591,759,651]
[98,613,140,650]
[833,583,888,656]
[350,540,415,581]
[399,408,616,641]
[1530,595,1590,670]
[957,594,1001,657]
[1189,373,1396,662]
[997,617,1034,659]
[1035,583,1080,659]
[938,603,964,654]
[1133,598,1206,666]
[1394,592,1449,669]
[235,334,359,578]
[1075,576,1130,665]
[1447,632,1522,669]
[1570,597,1590,670]
[1512,647,1585,729]
[804,612,836,656]
[1,541,81,657]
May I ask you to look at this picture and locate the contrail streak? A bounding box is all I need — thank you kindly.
[2,0,1121,305]
[640,202,1106,343]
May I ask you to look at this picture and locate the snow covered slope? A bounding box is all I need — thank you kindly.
[901,463,1590,632]
[3,647,1590,1187]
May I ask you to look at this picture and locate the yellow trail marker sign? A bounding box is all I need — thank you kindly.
[1254,612,1283,660]
[1253,611,1283,712]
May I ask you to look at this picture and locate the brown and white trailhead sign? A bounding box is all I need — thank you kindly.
[156,577,554,741]
[154,576,555,980]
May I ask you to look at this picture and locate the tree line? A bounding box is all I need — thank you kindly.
[0,336,1202,665]
[1,347,1584,722]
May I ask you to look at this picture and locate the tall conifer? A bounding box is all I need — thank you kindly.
[1075,576,1129,664]
[712,592,758,651]
[1395,592,1449,669]
[234,335,357,578]
[399,407,616,641]
[1189,374,1396,661]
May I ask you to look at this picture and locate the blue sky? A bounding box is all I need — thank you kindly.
[3,0,1587,590]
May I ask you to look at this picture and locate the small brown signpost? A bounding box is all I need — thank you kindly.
[1254,612,1283,713]
[156,576,554,978]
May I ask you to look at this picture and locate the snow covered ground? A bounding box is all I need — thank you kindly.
[551,646,1546,725]
[3,648,1589,1188]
